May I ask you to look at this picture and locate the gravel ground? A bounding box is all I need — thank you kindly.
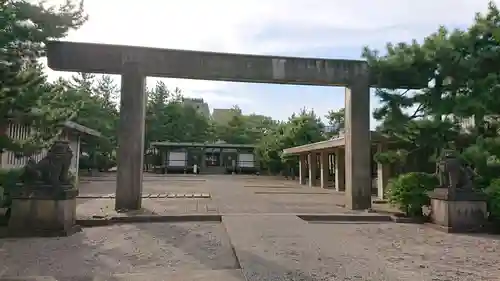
[0,223,238,279]
[308,222,500,281]
[3,175,500,280]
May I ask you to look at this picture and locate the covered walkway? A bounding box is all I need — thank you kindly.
[282,131,391,200]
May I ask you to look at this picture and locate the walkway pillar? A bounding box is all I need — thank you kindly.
[308,153,318,187]
[335,149,345,192]
[344,73,371,210]
[376,143,390,199]
[299,154,307,185]
[115,61,146,210]
[320,151,330,189]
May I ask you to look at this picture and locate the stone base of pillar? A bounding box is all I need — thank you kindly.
[428,188,488,233]
[6,186,81,238]
[345,195,372,210]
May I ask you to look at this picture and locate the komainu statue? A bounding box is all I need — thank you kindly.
[436,150,474,192]
[21,140,74,188]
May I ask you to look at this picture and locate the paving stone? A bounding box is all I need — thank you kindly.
[223,215,406,281]
[205,205,218,212]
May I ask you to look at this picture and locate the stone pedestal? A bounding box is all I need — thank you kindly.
[7,185,80,237]
[428,188,488,233]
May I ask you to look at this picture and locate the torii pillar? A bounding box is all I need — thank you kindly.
[115,61,147,210]
[344,74,371,210]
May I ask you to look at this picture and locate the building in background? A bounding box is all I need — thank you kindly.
[212,108,238,125]
[182,98,211,119]
[150,141,258,175]
[182,99,255,126]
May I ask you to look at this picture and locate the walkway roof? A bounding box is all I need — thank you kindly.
[282,131,386,155]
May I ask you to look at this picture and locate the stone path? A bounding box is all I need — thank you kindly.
[1,175,499,280]
[224,215,400,281]
[76,198,218,219]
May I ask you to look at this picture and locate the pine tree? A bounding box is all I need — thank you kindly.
[0,0,86,155]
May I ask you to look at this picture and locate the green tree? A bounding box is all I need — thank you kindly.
[0,0,86,155]
[145,81,212,146]
[325,107,345,137]
[365,1,500,218]
[257,108,326,174]
[257,122,287,173]
[363,25,468,172]
[244,114,278,143]
[282,108,325,147]
[63,73,120,171]
[217,113,250,144]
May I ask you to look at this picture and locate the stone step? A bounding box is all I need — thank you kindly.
[77,193,211,199]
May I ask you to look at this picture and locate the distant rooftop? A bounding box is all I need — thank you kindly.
[151,141,256,149]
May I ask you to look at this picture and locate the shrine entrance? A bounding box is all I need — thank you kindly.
[46,41,372,210]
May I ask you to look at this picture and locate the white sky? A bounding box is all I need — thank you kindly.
[44,0,496,119]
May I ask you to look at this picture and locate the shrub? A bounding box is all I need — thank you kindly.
[386,172,438,217]
[0,168,23,208]
[0,186,3,207]
[485,179,500,220]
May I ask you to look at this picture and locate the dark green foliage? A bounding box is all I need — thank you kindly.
[368,2,500,219]
[386,172,438,217]
[324,107,344,137]
[67,73,119,171]
[0,168,23,207]
[485,179,500,220]
[257,108,326,174]
[145,82,213,146]
[1,0,86,155]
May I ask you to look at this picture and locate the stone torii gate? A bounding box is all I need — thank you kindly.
[46,41,372,210]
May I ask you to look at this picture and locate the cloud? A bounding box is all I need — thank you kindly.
[53,0,495,52]
[44,0,497,111]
